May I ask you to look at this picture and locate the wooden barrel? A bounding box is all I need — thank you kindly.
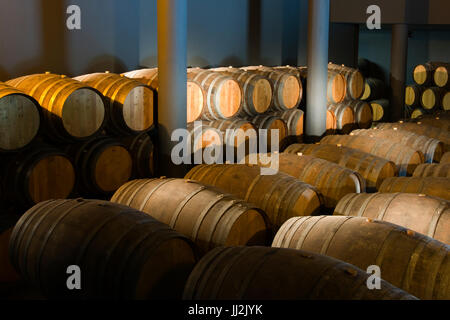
[273,216,450,300]
[328,64,365,100]
[409,115,450,131]
[185,164,323,231]
[121,133,155,179]
[246,153,365,209]
[284,143,396,190]
[187,68,243,120]
[111,178,270,253]
[73,72,154,135]
[272,109,304,137]
[444,91,450,110]
[345,100,373,129]
[321,135,424,176]
[249,115,288,150]
[67,136,133,195]
[8,199,198,299]
[350,128,444,163]
[6,73,105,142]
[370,99,389,122]
[379,177,450,201]
[0,215,21,283]
[334,193,449,244]
[204,119,255,161]
[405,85,425,107]
[441,152,450,164]
[327,103,355,133]
[211,67,273,116]
[122,68,205,123]
[240,66,301,111]
[433,63,450,88]
[297,67,346,104]
[187,122,222,155]
[421,87,446,110]
[183,246,416,300]
[410,108,427,119]
[0,83,41,152]
[413,63,435,86]
[326,71,347,104]
[375,122,450,152]
[2,146,75,207]
[413,163,450,178]
[361,78,385,101]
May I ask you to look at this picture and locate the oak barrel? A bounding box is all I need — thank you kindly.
[211,67,273,116]
[123,68,205,123]
[421,87,446,110]
[183,246,416,300]
[273,216,450,300]
[375,122,450,152]
[8,199,198,299]
[185,164,323,230]
[0,83,41,152]
[321,135,424,176]
[241,66,302,111]
[245,153,365,209]
[370,99,389,122]
[410,108,427,119]
[379,177,450,201]
[405,85,425,107]
[67,136,133,195]
[74,72,154,135]
[6,73,105,142]
[351,128,444,163]
[111,178,270,253]
[347,100,373,128]
[334,193,450,244]
[205,119,256,149]
[2,146,75,207]
[409,114,450,131]
[186,122,222,155]
[248,115,288,150]
[293,67,346,105]
[327,103,355,133]
[433,63,450,88]
[187,68,243,120]
[272,109,304,146]
[361,78,385,101]
[284,143,396,190]
[328,64,365,100]
[413,62,435,86]
[121,133,155,178]
[413,163,450,178]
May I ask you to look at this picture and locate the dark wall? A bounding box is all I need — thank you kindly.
[0,0,140,81]
[139,0,310,69]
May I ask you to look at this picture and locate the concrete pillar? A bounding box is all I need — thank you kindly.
[306,0,330,140]
[390,23,408,121]
[157,0,187,177]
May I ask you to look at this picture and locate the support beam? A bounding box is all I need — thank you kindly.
[306,0,330,140]
[157,0,187,177]
[389,23,408,121]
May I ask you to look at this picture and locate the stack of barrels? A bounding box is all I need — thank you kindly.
[0,72,156,213]
[406,62,450,118]
[125,65,303,155]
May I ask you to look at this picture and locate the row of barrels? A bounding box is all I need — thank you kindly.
[4,176,449,299]
[0,133,155,209]
[0,72,155,152]
[407,61,450,118]
[405,84,450,116]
